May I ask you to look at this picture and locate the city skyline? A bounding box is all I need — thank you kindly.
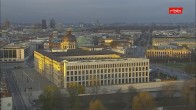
[1,0,195,23]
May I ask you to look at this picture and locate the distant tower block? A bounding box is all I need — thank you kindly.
[50,19,55,28]
[42,19,47,29]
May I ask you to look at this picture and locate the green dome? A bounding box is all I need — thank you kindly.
[77,36,94,47]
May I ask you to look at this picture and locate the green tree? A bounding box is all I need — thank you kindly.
[67,82,85,107]
[39,85,63,110]
[88,99,107,110]
[181,79,195,105]
[132,92,156,110]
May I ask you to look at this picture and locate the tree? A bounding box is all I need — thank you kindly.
[67,82,85,107]
[89,75,101,95]
[132,92,156,110]
[127,86,138,102]
[88,99,107,110]
[160,82,176,98]
[39,85,63,110]
[127,85,137,93]
[181,79,195,105]
[67,82,85,96]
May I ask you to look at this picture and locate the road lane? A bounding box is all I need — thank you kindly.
[5,69,27,110]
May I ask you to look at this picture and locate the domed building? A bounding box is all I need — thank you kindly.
[49,29,77,50]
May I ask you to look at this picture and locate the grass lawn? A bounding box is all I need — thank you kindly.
[162,62,194,71]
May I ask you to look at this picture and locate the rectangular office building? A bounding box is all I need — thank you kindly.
[34,49,149,88]
[0,43,30,62]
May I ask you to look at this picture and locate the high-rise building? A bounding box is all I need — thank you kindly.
[42,19,47,29]
[50,19,55,28]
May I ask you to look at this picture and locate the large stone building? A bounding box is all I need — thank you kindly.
[152,37,196,47]
[146,45,191,61]
[34,49,150,88]
[34,30,150,89]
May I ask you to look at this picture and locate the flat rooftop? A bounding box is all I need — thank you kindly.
[36,49,122,62]
[65,58,149,64]
[1,43,30,49]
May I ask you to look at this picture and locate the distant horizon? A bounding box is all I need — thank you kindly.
[1,0,195,24]
[1,19,195,25]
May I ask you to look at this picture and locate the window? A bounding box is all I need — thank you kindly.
[78,76,81,80]
[122,68,124,72]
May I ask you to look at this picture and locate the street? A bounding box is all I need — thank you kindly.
[4,69,27,110]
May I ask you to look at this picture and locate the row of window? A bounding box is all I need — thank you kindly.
[67,77,149,86]
[65,56,114,61]
[66,67,148,75]
[147,55,190,58]
[147,51,190,55]
[66,74,147,82]
[0,50,17,58]
[62,45,75,49]
[66,73,148,82]
[67,62,149,70]
[147,51,190,54]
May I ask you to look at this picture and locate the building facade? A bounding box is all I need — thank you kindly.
[0,43,30,62]
[42,19,47,29]
[152,37,196,46]
[34,49,150,88]
[64,58,149,88]
[146,48,191,60]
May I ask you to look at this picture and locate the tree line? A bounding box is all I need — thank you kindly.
[39,79,195,110]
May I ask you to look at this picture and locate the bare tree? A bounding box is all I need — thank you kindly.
[127,85,137,93]
[160,82,176,98]
[89,75,101,96]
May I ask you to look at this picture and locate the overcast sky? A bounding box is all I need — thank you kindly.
[1,0,195,23]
